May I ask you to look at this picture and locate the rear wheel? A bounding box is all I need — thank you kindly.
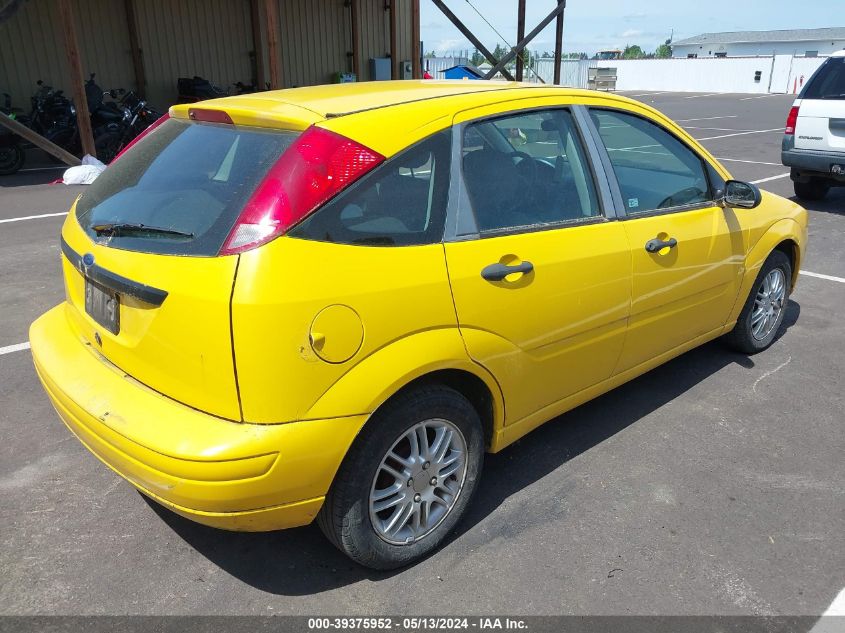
[94,130,122,164]
[0,143,25,175]
[793,178,830,201]
[318,384,484,570]
[725,250,792,354]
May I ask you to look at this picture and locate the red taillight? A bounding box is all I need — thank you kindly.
[785,106,799,135]
[219,126,385,255]
[110,112,170,164]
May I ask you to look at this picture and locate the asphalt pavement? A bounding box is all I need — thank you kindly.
[0,92,843,617]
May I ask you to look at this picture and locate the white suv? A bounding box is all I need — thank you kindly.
[782,50,845,201]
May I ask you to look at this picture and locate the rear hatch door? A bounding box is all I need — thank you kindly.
[795,57,845,152]
[63,115,298,420]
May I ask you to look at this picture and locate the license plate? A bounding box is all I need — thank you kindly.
[84,278,120,335]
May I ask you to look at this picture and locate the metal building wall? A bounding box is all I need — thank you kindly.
[0,0,416,115]
[277,0,350,87]
[133,0,254,107]
[0,0,134,112]
[355,0,412,81]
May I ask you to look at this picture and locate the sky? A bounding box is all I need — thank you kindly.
[420,0,841,57]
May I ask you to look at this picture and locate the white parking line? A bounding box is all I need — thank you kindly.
[716,157,783,166]
[695,128,784,141]
[751,173,791,184]
[684,126,758,132]
[739,94,786,101]
[683,93,724,99]
[802,271,845,284]
[629,91,672,97]
[0,342,30,356]
[0,212,68,224]
[675,116,738,122]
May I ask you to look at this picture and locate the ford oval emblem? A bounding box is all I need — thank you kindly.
[82,253,95,267]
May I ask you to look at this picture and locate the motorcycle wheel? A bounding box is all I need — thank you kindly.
[94,129,122,164]
[0,143,25,175]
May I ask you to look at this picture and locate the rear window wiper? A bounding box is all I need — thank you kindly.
[820,93,845,99]
[91,223,194,239]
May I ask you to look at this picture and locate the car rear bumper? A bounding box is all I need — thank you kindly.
[30,303,368,531]
[782,141,845,181]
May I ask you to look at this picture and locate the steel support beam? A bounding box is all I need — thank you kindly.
[430,0,515,81]
[553,1,564,85]
[483,0,566,80]
[515,0,526,81]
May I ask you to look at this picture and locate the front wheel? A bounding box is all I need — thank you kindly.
[725,250,792,354]
[0,143,25,175]
[318,385,484,570]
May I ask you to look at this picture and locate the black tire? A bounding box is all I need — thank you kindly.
[94,130,122,164]
[793,178,830,201]
[318,384,484,570]
[725,250,792,354]
[0,143,25,175]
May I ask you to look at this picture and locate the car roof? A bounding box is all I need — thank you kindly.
[169,80,644,157]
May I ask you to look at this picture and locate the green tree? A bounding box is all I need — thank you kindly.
[655,41,672,58]
[470,49,485,66]
[622,44,646,59]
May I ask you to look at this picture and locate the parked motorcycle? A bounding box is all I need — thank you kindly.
[0,92,26,175]
[28,79,80,157]
[177,75,266,103]
[177,75,228,102]
[92,88,162,163]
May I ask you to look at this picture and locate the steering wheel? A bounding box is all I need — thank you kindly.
[657,186,706,209]
[509,151,539,183]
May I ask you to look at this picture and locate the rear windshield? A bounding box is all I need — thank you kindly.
[802,57,845,100]
[75,118,297,256]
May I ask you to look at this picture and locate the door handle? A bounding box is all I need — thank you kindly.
[644,237,678,253]
[481,260,534,281]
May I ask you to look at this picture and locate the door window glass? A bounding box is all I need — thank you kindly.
[591,109,712,214]
[461,109,600,233]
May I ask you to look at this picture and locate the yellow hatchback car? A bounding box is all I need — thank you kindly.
[31,81,807,569]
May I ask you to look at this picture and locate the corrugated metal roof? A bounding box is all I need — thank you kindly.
[673,28,845,46]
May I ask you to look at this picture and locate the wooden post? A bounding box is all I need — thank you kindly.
[0,112,81,166]
[264,0,281,89]
[58,0,95,158]
[515,0,526,81]
[124,0,145,98]
[250,0,266,89]
[411,0,421,79]
[351,0,361,79]
[389,0,398,79]
[553,1,564,85]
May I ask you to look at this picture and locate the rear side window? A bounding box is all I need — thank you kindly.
[75,119,297,256]
[802,57,845,100]
[289,129,451,246]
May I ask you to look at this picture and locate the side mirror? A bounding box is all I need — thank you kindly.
[721,179,762,209]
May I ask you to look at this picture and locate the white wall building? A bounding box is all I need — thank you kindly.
[672,28,845,58]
